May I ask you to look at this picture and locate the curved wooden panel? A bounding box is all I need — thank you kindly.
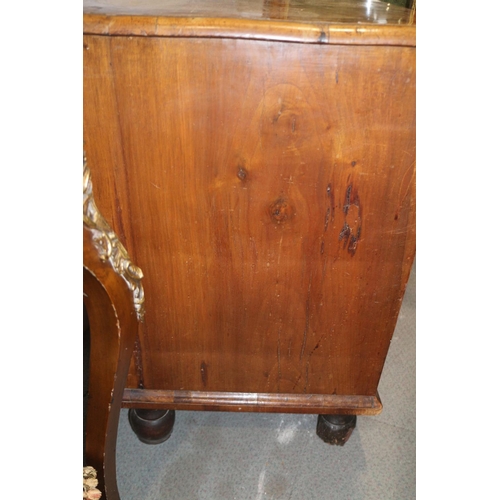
[83,158,142,500]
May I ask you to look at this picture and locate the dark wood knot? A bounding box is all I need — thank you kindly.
[269,197,292,224]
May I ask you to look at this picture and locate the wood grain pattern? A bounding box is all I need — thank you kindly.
[84,31,415,409]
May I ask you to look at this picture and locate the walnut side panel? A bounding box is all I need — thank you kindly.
[84,35,415,398]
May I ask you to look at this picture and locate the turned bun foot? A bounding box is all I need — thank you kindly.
[316,414,357,446]
[128,409,175,445]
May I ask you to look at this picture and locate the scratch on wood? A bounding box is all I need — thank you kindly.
[310,333,326,356]
[339,183,361,255]
[348,227,361,256]
[339,222,351,245]
[324,207,331,232]
[276,232,284,270]
[292,374,302,390]
[399,163,415,199]
[343,184,352,214]
[394,162,415,219]
[385,228,409,235]
[200,361,208,387]
[303,332,326,392]
[326,182,335,227]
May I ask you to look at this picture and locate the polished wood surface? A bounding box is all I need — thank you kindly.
[83,0,415,416]
[83,226,138,500]
[128,409,176,444]
[84,40,415,410]
[83,0,415,46]
[122,389,382,415]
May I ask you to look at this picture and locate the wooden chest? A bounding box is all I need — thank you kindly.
[84,0,415,437]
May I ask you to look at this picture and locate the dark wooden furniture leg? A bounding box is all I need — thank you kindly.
[128,409,176,444]
[83,155,144,500]
[316,414,357,446]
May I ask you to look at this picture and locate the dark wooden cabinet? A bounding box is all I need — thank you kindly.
[84,0,415,456]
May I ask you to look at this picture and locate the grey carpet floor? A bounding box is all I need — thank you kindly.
[113,263,416,500]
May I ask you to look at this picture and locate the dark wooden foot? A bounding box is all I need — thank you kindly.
[316,414,357,446]
[128,409,175,444]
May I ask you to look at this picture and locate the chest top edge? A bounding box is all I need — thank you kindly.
[83,14,415,48]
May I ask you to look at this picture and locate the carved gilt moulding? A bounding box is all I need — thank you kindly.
[83,153,145,321]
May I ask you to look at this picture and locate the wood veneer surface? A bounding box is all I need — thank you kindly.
[83,33,415,401]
